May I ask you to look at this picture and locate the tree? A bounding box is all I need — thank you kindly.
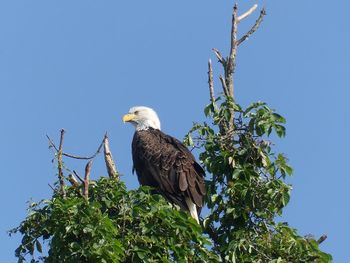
[10,3,332,263]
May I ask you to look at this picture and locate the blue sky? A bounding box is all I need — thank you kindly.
[1,0,348,261]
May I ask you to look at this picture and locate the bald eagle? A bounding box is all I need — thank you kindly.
[123,106,206,223]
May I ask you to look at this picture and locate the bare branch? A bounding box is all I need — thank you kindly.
[103,134,119,179]
[46,134,105,160]
[238,8,266,46]
[73,170,85,183]
[237,4,258,22]
[208,59,215,104]
[219,75,229,97]
[58,129,66,198]
[48,183,55,191]
[226,3,238,98]
[212,48,225,65]
[46,135,59,152]
[83,161,93,200]
[62,138,104,160]
[68,174,80,187]
[209,4,265,134]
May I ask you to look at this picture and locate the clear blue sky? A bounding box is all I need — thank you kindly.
[1,0,348,261]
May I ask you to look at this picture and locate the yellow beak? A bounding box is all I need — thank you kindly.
[122,113,136,123]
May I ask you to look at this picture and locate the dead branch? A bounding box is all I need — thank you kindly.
[57,129,66,198]
[46,135,59,152]
[219,75,229,97]
[68,174,80,188]
[73,170,84,183]
[237,4,258,22]
[212,48,225,65]
[208,3,266,135]
[48,183,55,191]
[104,134,119,179]
[237,8,266,46]
[226,3,238,99]
[47,130,119,199]
[47,134,105,160]
[83,161,93,200]
[208,59,215,104]
[62,138,104,160]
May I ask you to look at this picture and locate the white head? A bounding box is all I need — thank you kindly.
[122,106,161,131]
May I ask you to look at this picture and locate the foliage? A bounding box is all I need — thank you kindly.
[184,96,332,262]
[10,96,332,262]
[10,178,218,263]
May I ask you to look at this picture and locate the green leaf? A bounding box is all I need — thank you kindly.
[282,192,290,206]
[204,103,215,117]
[232,169,242,179]
[243,101,266,115]
[187,134,194,146]
[275,125,286,137]
[285,164,293,176]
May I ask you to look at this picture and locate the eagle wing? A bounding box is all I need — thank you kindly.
[132,128,206,211]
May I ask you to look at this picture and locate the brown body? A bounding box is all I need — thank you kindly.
[132,127,206,214]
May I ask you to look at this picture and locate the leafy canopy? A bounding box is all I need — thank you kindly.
[10,178,217,263]
[10,96,332,262]
[184,96,331,262]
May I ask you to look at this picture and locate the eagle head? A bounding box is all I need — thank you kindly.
[123,106,161,131]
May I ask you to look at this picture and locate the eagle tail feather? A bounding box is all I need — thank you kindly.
[185,197,199,224]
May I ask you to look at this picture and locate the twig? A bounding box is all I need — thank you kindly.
[104,134,119,179]
[48,183,55,191]
[73,170,84,183]
[68,174,83,196]
[317,234,327,244]
[208,59,215,104]
[68,174,80,187]
[46,135,59,152]
[57,129,66,198]
[237,8,266,46]
[212,48,225,65]
[83,161,93,200]
[46,135,105,160]
[237,4,258,22]
[219,75,229,97]
[62,138,104,160]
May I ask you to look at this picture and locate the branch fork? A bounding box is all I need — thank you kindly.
[208,3,266,133]
[47,130,119,200]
